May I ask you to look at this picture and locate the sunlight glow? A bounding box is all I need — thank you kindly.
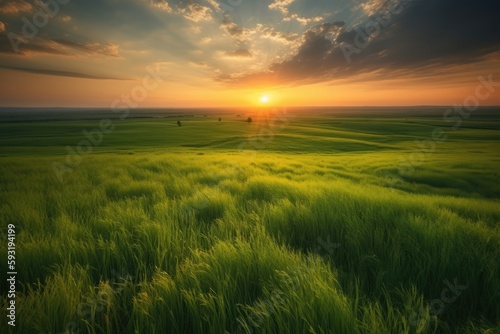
[260,95,269,104]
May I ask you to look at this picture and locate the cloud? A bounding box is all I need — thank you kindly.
[0,0,32,15]
[180,3,212,22]
[357,0,387,16]
[350,0,500,69]
[268,0,322,25]
[0,65,130,80]
[268,0,295,15]
[150,0,173,13]
[0,21,5,33]
[220,18,254,41]
[204,0,222,12]
[0,35,121,57]
[228,0,500,86]
[51,39,121,57]
[222,48,253,59]
[0,35,59,55]
[257,24,299,45]
[200,36,212,44]
[283,14,323,26]
[60,15,72,22]
[189,61,209,68]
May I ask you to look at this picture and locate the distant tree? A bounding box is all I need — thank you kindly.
[177,121,182,127]
[247,117,252,123]
[219,117,222,122]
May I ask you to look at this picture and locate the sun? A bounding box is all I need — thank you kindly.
[260,95,269,104]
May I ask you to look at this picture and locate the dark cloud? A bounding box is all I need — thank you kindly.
[227,22,345,85]
[358,0,500,67]
[0,34,63,55]
[223,48,252,58]
[257,24,299,45]
[0,0,33,15]
[232,0,500,86]
[220,18,253,41]
[0,65,131,80]
[51,38,120,57]
[0,35,120,57]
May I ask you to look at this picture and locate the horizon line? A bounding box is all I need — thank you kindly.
[1,105,500,110]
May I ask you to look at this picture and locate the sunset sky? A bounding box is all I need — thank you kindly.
[0,0,499,107]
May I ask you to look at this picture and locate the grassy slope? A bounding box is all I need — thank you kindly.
[0,109,499,333]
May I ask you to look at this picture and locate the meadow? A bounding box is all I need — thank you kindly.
[0,107,499,333]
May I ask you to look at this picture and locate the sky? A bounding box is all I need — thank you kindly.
[0,0,499,107]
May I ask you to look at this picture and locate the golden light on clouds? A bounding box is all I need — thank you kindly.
[0,0,498,107]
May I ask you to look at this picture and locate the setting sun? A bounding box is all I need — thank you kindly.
[260,95,270,104]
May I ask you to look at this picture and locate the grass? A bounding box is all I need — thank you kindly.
[0,107,499,333]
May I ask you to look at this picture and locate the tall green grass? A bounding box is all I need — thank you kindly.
[1,114,499,333]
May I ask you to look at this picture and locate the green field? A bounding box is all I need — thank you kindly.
[1,107,499,333]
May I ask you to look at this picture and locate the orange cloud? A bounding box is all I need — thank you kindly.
[0,0,33,15]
